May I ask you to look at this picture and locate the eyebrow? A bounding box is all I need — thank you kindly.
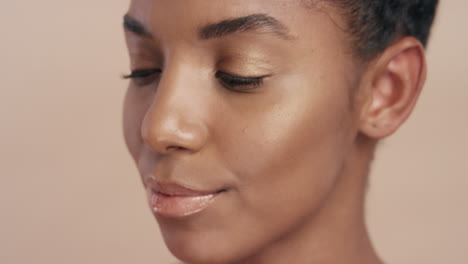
[123,13,293,40]
[199,14,293,40]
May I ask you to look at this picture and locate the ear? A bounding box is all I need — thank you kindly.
[358,37,427,139]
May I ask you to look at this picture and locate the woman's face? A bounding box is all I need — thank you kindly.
[123,0,362,262]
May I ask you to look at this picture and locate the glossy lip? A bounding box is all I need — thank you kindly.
[153,182,220,196]
[148,182,225,218]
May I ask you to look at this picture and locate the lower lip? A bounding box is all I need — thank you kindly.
[149,191,220,218]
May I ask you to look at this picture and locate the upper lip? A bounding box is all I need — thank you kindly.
[152,181,225,197]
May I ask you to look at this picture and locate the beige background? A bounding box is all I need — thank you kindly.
[0,1,466,263]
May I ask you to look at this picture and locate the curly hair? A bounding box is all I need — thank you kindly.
[324,0,439,60]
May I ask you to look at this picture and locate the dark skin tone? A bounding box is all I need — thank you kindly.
[122,0,427,263]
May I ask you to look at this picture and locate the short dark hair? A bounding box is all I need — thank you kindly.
[329,0,439,60]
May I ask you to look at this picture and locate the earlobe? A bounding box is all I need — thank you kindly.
[359,37,427,139]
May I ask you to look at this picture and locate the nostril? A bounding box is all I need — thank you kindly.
[141,110,208,154]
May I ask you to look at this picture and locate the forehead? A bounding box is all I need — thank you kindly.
[126,0,343,41]
[124,0,357,80]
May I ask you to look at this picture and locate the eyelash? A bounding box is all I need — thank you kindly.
[124,69,266,92]
[215,71,265,92]
[123,69,161,79]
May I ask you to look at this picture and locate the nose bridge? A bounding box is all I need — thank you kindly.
[141,59,209,154]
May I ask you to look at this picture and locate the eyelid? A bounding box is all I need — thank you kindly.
[215,71,269,92]
[123,68,161,79]
[215,71,269,81]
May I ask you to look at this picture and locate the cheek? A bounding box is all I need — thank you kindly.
[215,74,353,231]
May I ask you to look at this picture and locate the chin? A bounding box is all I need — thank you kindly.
[157,218,254,264]
[163,233,241,264]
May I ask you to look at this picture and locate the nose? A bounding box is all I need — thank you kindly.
[141,68,209,154]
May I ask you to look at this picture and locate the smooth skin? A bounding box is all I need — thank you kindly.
[122,0,426,263]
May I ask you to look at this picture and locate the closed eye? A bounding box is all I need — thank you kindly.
[123,69,268,91]
[123,69,161,79]
[216,71,267,92]
[123,68,161,86]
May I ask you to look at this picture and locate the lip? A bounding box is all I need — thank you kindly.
[148,182,224,218]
